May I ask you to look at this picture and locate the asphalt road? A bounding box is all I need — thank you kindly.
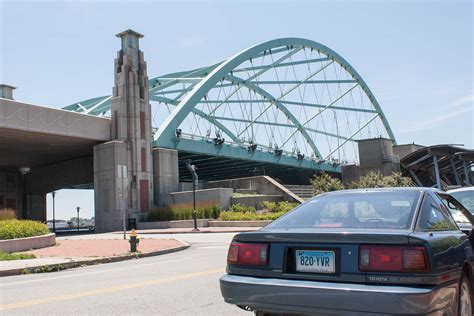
[0,233,247,316]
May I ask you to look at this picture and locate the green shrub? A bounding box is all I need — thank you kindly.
[350,171,413,189]
[275,201,299,212]
[229,203,256,213]
[261,201,299,212]
[261,201,278,212]
[220,211,287,221]
[0,219,49,240]
[311,172,344,195]
[147,202,221,222]
[0,208,16,220]
[0,252,36,261]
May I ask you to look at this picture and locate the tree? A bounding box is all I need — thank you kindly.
[311,172,344,196]
[350,171,413,189]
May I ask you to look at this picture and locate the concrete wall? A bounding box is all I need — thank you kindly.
[0,233,55,253]
[204,176,303,203]
[208,220,271,227]
[0,98,110,141]
[169,188,233,210]
[153,148,179,206]
[137,219,209,229]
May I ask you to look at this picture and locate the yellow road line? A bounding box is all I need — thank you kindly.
[0,268,224,311]
[0,258,191,287]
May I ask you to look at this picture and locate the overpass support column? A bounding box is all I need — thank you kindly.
[153,148,179,206]
[94,141,128,233]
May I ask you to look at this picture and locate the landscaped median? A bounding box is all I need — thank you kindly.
[141,201,299,229]
[0,210,56,253]
[0,238,190,277]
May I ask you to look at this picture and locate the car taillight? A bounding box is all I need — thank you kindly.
[359,245,429,272]
[227,242,268,266]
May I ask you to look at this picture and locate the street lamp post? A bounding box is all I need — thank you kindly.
[184,160,199,232]
[76,206,80,232]
[52,191,56,233]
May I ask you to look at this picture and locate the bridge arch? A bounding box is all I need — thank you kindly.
[64,37,396,168]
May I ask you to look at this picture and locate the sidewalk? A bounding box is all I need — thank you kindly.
[0,238,189,277]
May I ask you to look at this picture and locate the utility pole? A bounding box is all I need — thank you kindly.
[52,191,56,233]
[76,206,80,232]
[184,160,200,232]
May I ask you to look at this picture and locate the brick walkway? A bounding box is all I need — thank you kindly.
[28,239,184,258]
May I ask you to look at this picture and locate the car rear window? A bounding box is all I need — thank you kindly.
[268,191,421,230]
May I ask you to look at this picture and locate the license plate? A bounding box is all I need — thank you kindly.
[295,250,335,273]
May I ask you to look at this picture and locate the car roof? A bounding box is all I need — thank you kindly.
[317,187,446,196]
[319,187,437,196]
[447,187,474,193]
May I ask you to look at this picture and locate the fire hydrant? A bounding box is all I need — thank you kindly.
[129,229,139,252]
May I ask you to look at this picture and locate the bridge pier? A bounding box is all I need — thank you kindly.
[153,147,179,206]
[94,29,154,232]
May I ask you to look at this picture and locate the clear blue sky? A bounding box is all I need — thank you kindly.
[1,0,473,220]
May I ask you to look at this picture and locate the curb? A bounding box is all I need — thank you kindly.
[135,229,258,235]
[0,242,190,277]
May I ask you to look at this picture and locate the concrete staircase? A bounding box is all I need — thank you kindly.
[284,185,314,200]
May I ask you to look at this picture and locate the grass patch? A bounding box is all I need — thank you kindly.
[0,252,36,261]
[0,219,50,240]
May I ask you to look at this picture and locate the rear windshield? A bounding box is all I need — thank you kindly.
[268,191,421,230]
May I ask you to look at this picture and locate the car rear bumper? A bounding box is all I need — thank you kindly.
[220,274,458,315]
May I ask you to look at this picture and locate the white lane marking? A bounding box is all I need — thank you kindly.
[0,257,190,287]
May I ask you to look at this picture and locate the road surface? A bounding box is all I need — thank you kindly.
[0,233,247,315]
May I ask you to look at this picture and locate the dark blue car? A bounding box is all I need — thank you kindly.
[220,188,474,315]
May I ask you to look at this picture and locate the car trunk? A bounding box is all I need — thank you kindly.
[229,228,417,284]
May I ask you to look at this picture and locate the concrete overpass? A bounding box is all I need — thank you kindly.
[0,94,110,220]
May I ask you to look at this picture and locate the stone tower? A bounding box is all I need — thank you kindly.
[94,29,153,232]
[111,29,154,215]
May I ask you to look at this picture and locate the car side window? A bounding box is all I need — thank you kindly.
[418,195,458,231]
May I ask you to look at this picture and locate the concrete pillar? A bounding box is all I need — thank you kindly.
[27,194,46,222]
[110,29,154,215]
[357,138,399,176]
[93,141,128,233]
[153,148,179,206]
